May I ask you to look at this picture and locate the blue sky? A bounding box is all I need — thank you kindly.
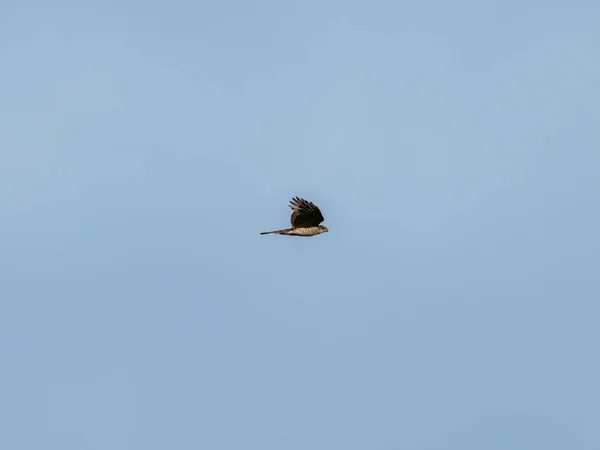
[1,0,599,449]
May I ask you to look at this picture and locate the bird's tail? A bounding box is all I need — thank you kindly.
[260,228,292,235]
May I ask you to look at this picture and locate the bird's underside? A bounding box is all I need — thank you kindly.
[261,197,328,237]
[260,226,325,237]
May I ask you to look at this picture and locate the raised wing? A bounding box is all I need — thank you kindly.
[289,197,324,228]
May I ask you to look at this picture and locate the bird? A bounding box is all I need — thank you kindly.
[261,197,329,237]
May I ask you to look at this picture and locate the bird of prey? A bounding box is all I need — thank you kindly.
[261,197,329,237]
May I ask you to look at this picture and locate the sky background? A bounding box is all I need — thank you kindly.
[1,0,599,449]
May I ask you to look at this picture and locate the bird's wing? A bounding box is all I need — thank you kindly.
[289,197,325,228]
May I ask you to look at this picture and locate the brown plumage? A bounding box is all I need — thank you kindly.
[261,197,329,237]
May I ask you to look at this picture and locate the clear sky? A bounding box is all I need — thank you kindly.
[1,0,599,449]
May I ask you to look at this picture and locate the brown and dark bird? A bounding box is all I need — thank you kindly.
[261,197,329,237]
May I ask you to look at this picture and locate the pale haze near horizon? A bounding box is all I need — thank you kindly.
[1,1,599,449]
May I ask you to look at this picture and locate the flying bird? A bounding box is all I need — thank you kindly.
[261,197,329,237]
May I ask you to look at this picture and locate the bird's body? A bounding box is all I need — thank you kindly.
[261,197,328,237]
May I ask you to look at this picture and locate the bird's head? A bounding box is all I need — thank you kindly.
[321,225,329,233]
